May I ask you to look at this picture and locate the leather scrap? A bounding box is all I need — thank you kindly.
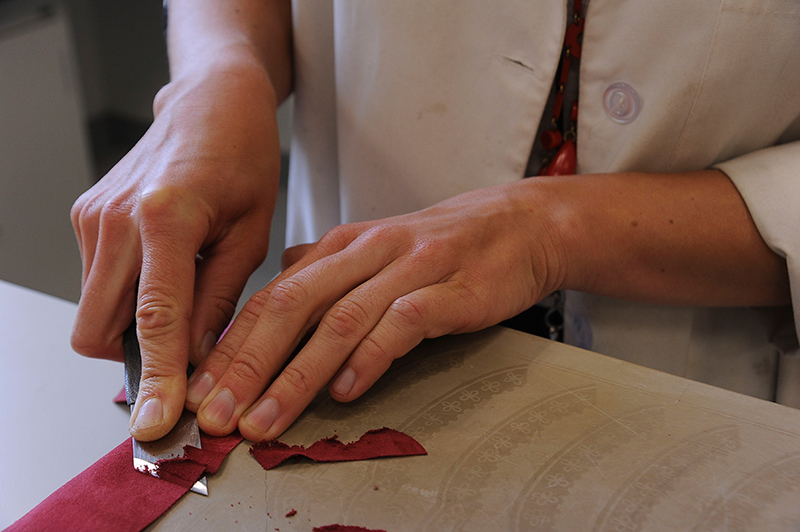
[7,432,243,531]
[249,427,426,470]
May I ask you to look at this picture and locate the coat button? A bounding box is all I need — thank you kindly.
[603,82,641,124]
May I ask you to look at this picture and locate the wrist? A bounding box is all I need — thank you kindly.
[154,53,278,119]
[506,177,579,298]
[145,58,281,182]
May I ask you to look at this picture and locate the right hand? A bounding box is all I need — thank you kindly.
[70,63,282,441]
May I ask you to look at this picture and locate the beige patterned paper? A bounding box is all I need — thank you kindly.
[151,327,800,531]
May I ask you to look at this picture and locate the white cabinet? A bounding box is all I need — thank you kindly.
[0,2,93,302]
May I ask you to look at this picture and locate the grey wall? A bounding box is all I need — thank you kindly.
[66,0,169,123]
[0,0,292,302]
[65,0,292,148]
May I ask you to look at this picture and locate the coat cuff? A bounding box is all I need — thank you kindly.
[714,141,800,358]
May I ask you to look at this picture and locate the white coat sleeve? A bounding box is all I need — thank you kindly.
[716,141,800,407]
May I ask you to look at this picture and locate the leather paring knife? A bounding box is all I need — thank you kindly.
[123,323,208,496]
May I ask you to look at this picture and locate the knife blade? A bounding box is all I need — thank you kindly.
[123,322,208,496]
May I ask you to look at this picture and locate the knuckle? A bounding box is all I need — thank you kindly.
[318,225,352,250]
[136,295,184,340]
[438,280,480,333]
[269,277,311,310]
[70,328,111,359]
[73,196,102,232]
[209,340,238,365]
[136,187,175,219]
[251,286,272,307]
[237,294,267,325]
[71,188,96,217]
[410,237,451,267]
[412,235,445,257]
[99,199,130,223]
[452,270,489,306]
[136,187,197,234]
[324,299,371,339]
[359,224,405,250]
[388,297,426,329]
[244,285,272,313]
[207,292,238,324]
[140,356,184,383]
[228,350,269,387]
[278,363,318,396]
[360,334,394,365]
[98,201,136,238]
[70,198,86,228]
[153,85,170,116]
[231,287,275,332]
[317,222,369,254]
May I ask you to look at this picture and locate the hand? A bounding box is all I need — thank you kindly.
[183,167,789,442]
[185,181,566,441]
[70,64,281,441]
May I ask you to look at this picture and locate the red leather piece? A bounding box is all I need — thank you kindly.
[250,427,427,470]
[8,432,243,532]
[7,439,190,532]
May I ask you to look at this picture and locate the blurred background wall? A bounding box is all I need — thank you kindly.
[0,0,290,303]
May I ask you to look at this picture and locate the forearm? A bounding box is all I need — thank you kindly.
[163,0,292,109]
[531,169,790,307]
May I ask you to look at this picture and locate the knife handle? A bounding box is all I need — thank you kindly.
[123,321,142,407]
[122,319,196,407]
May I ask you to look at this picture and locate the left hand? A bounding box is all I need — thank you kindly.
[184,180,566,441]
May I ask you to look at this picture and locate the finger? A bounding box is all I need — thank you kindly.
[193,228,396,436]
[71,175,135,289]
[188,228,269,368]
[129,193,207,441]
[329,280,482,403]
[196,228,349,365]
[185,238,328,412]
[238,255,447,441]
[70,194,87,275]
[184,261,292,413]
[187,228,352,407]
[71,203,141,361]
[71,192,103,289]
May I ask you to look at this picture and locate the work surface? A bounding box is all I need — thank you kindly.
[2,279,800,531]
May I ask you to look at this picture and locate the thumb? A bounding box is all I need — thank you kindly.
[129,286,192,441]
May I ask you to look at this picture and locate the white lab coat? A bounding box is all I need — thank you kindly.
[285,0,800,405]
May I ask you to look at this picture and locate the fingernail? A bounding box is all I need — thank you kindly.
[331,367,356,396]
[186,372,215,407]
[200,331,216,358]
[245,397,279,434]
[132,397,163,431]
[204,388,236,428]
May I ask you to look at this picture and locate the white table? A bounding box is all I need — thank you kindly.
[0,280,129,528]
